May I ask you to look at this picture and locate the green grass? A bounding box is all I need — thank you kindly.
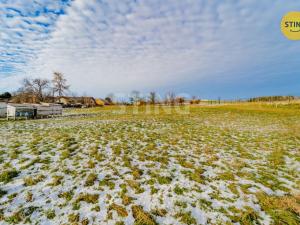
[175,211,197,225]
[45,209,56,219]
[0,170,19,183]
[256,192,300,225]
[85,173,97,186]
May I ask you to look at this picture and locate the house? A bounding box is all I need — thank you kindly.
[57,96,96,107]
[7,104,35,120]
[81,97,96,107]
[57,97,70,105]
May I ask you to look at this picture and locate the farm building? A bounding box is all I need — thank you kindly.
[33,103,63,118]
[7,103,63,120]
[7,104,35,119]
[57,96,96,107]
[0,102,7,118]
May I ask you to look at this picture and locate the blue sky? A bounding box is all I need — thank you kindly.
[0,0,300,99]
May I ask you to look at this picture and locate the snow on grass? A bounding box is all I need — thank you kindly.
[0,105,299,224]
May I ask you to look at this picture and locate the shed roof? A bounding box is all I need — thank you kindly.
[7,104,35,108]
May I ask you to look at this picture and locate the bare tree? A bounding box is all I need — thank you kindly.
[33,78,50,101]
[130,90,140,105]
[176,96,185,105]
[190,96,200,104]
[21,78,50,102]
[149,92,157,105]
[165,92,176,105]
[52,72,69,97]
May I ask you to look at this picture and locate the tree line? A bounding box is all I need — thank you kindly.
[4,72,297,106]
[248,96,295,102]
[118,90,200,105]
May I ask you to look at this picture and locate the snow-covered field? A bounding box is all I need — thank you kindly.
[0,105,299,225]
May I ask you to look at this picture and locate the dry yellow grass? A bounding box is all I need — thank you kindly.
[109,203,128,217]
[131,205,157,225]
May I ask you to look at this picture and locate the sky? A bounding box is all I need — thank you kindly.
[0,0,300,99]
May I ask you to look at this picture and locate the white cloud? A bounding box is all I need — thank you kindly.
[1,0,300,96]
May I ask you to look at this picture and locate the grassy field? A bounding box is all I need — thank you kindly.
[0,104,299,224]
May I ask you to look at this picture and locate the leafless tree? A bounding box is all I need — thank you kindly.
[176,96,185,105]
[130,90,140,105]
[165,92,176,105]
[21,78,50,102]
[149,92,157,105]
[52,72,69,97]
[190,96,200,104]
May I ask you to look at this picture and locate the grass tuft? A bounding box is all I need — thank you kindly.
[109,203,128,217]
[131,205,157,225]
[0,170,19,183]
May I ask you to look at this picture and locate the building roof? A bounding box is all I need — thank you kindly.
[7,103,35,108]
[58,96,96,104]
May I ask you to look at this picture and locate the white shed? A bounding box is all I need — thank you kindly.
[7,104,35,119]
[35,103,63,117]
[0,102,7,118]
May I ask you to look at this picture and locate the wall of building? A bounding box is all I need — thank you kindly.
[0,103,7,117]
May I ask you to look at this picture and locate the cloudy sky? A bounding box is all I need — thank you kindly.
[1,0,300,99]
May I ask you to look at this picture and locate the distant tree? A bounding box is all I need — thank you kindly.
[248,95,295,102]
[105,93,115,105]
[149,92,157,105]
[105,97,113,105]
[165,92,176,105]
[130,90,140,105]
[21,78,50,102]
[52,72,70,97]
[176,96,185,105]
[190,96,201,104]
[0,92,12,99]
